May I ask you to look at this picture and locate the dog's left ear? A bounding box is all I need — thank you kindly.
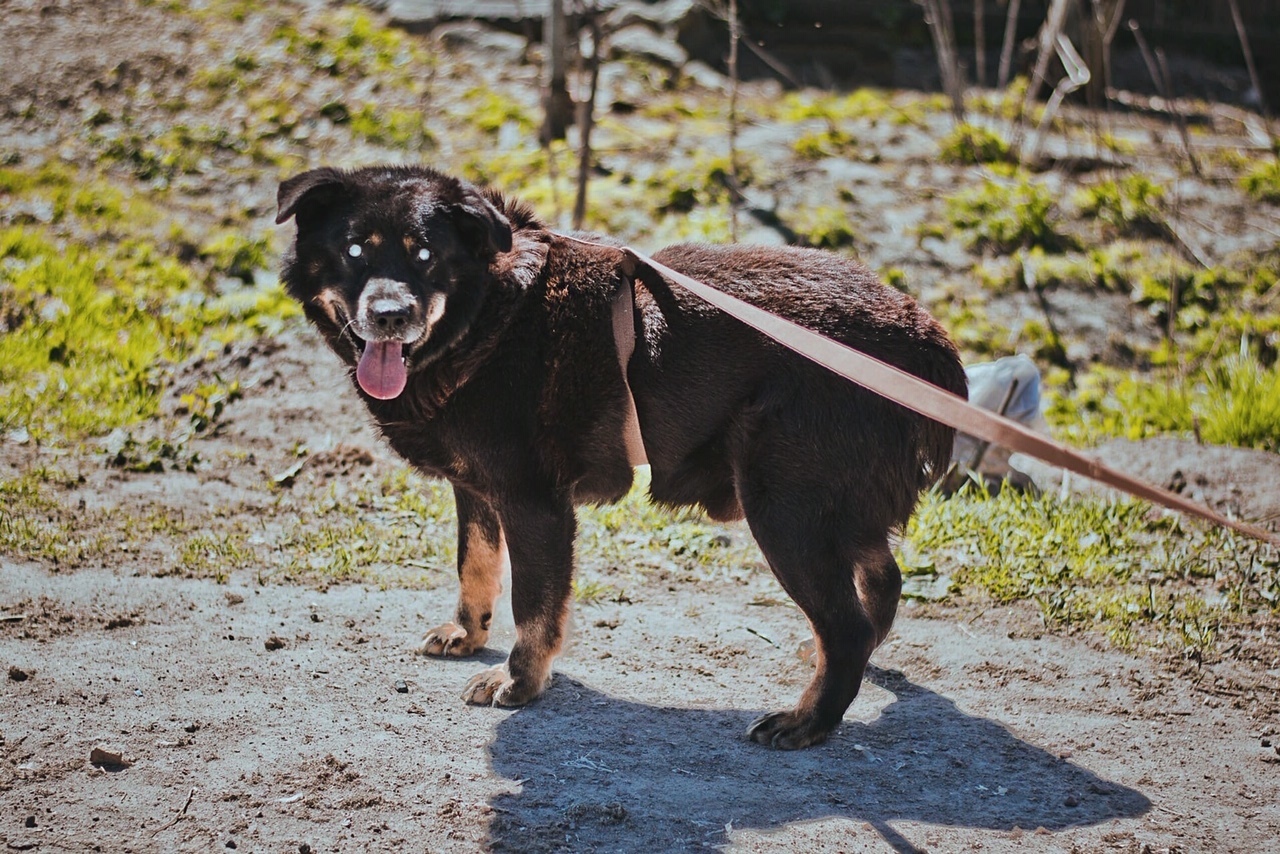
[277,168,348,225]
[453,188,514,257]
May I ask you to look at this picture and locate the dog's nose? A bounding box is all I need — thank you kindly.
[370,300,411,333]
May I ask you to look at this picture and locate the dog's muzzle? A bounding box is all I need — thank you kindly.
[352,278,428,400]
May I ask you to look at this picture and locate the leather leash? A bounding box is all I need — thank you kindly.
[566,233,1277,546]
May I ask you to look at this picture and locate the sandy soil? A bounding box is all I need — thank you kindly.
[3,322,1279,853]
[3,2,1280,852]
[4,553,1278,854]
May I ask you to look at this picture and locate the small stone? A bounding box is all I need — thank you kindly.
[184,722,201,733]
[265,635,287,651]
[299,845,313,854]
[8,665,30,682]
[24,816,36,828]
[394,679,409,694]
[89,747,131,769]
[1262,737,1272,748]
[224,591,245,606]
[1063,795,1079,807]
[226,841,237,850]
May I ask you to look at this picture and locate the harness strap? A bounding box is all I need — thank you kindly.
[611,277,648,467]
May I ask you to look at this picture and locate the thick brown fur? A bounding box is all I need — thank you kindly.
[278,165,967,749]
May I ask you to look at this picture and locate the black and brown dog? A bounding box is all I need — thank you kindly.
[277,165,966,749]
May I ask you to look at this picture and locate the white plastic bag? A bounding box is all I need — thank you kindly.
[950,354,1048,484]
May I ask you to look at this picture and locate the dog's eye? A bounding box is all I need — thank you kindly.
[416,247,431,263]
[347,244,363,259]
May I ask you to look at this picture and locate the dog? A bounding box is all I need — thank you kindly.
[277,165,966,749]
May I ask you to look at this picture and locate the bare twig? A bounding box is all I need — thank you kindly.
[918,0,966,123]
[1023,0,1070,106]
[727,0,741,241]
[540,0,573,144]
[1101,0,1127,90]
[1128,20,1199,176]
[1022,33,1091,163]
[974,0,986,87]
[997,0,1022,90]
[1163,217,1212,270]
[572,1,602,229]
[155,787,196,834]
[1226,0,1269,120]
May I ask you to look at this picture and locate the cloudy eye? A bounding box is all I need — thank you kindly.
[417,247,431,263]
[347,244,363,258]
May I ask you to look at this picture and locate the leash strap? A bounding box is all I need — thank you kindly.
[611,277,648,467]
[613,246,1277,547]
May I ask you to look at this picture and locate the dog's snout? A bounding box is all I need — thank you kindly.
[355,277,426,343]
[371,300,411,332]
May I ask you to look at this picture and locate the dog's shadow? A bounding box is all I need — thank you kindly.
[484,665,1150,852]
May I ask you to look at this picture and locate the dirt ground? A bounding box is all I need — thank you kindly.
[2,325,1279,853]
[3,1,1280,851]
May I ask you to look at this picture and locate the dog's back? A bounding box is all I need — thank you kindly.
[632,243,966,531]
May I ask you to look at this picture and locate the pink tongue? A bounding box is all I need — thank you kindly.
[356,341,407,400]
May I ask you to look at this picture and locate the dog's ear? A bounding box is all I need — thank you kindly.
[277,168,348,225]
[453,187,514,257]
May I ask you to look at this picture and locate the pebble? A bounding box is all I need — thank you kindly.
[395,679,409,694]
[89,747,131,769]
[265,635,287,651]
[8,665,30,682]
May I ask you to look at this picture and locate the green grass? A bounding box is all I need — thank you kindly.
[941,174,1071,253]
[1046,345,1280,452]
[902,484,1280,653]
[792,128,858,161]
[937,123,1013,165]
[791,205,858,250]
[0,225,298,442]
[1073,174,1167,238]
[1241,158,1280,204]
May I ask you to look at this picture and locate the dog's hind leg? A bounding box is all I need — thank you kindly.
[419,485,506,657]
[462,494,574,707]
[740,485,901,749]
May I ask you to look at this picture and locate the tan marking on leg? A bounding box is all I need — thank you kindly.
[420,524,507,657]
[367,232,383,247]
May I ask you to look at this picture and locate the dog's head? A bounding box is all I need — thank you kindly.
[277,166,517,400]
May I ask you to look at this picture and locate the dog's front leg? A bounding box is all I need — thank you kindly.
[462,493,574,707]
[419,485,506,657]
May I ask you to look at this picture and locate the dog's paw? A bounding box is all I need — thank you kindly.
[461,665,544,707]
[746,710,832,750]
[418,622,485,657]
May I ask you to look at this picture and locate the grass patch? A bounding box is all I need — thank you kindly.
[1074,174,1167,238]
[0,224,297,443]
[937,123,1013,165]
[1241,158,1280,204]
[903,484,1279,653]
[792,128,858,161]
[791,205,858,250]
[1046,344,1280,451]
[941,174,1070,253]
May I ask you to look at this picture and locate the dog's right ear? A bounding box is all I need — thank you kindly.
[276,168,347,225]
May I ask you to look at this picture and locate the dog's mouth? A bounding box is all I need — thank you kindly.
[319,284,444,401]
[355,337,412,401]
